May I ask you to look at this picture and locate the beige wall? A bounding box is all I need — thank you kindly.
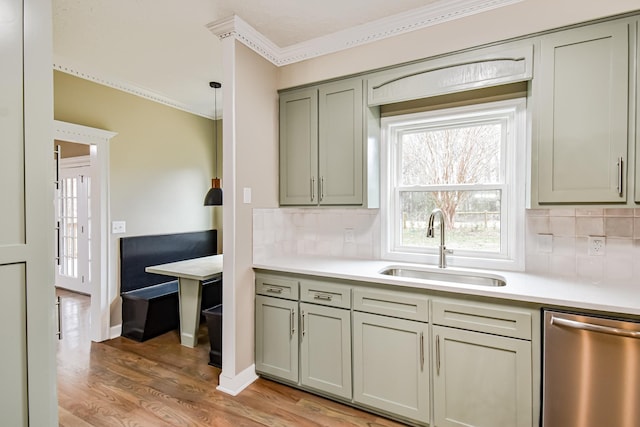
[277,0,640,89]
[54,71,221,325]
[231,41,279,373]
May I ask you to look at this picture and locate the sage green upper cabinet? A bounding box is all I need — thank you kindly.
[535,21,629,204]
[279,88,318,205]
[367,42,533,106]
[279,78,364,206]
[318,80,363,205]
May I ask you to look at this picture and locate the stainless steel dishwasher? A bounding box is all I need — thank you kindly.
[543,310,640,427]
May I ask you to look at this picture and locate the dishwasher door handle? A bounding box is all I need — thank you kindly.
[551,316,640,339]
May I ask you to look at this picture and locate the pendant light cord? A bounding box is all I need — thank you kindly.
[210,81,222,178]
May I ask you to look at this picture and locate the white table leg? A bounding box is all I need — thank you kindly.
[177,277,202,347]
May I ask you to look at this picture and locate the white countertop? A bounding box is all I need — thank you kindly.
[254,256,640,316]
[146,254,223,281]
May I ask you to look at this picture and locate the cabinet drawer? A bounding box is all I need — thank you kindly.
[300,279,351,309]
[432,299,532,340]
[255,274,299,300]
[353,288,429,322]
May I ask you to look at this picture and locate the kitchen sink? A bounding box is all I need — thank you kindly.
[380,267,506,287]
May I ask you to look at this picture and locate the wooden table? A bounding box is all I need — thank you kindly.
[146,254,223,347]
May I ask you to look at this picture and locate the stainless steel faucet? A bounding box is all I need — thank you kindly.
[427,208,453,268]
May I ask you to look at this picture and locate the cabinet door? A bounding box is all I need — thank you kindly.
[300,303,351,399]
[537,21,629,203]
[318,79,363,205]
[1,0,56,424]
[255,296,299,383]
[353,312,429,425]
[279,88,318,205]
[432,326,532,427]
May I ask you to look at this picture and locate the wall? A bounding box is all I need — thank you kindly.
[277,0,640,89]
[54,71,220,326]
[224,41,279,378]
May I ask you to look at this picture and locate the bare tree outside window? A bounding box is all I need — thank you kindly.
[397,121,503,252]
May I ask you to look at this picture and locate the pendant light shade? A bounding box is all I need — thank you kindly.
[204,178,223,206]
[204,81,223,206]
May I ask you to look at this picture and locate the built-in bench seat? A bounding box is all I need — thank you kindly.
[119,229,221,342]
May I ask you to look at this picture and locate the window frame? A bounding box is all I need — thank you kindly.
[380,98,527,271]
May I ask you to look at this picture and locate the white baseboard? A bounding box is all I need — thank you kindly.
[110,324,122,339]
[216,364,259,396]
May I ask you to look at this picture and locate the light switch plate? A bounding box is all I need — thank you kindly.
[243,187,252,204]
[112,221,126,234]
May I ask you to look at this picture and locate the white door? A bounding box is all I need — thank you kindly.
[56,160,91,294]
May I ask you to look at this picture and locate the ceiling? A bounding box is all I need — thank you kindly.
[52,0,511,118]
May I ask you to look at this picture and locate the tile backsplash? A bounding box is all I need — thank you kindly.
[525,208,640,285]
[253,208,380,263]
[254,207,640,285]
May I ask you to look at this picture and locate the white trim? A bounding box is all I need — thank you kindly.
[109,324,122,340]
[208,0,523,66]
[54,119,118,342]
[219,33,238,384]
[216,364,259,396]
[380,99,526,271]
[53,58,215,120]
[59,155,90,168]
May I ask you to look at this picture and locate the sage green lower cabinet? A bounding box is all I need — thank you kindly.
[432,325,532,427]
[300,302,352,399]
[352,311,430,425]
[255,271,538,427]
[255,295,298,383]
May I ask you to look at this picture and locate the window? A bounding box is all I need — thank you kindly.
[381,99,526,270]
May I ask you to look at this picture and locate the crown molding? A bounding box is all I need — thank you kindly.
[53,58,215,119]
[208,0,523,66]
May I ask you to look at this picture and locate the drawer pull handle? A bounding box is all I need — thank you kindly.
[302,311,306,337]
[436,334,441,375]
[313,293,333,301]
[290,309,295,337]
[266,286,283,294]
[617,157,624,197]
[420,332,424,371]
[56,296,62,340]
[310,177,315,202]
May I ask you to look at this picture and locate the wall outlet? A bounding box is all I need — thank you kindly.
[344,228,355,243]
[588,236,605,256]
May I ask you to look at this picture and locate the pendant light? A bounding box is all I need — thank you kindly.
[204,81,223,206]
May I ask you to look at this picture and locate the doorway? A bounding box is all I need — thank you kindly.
[56,154,91,295]
[54,120,117,342]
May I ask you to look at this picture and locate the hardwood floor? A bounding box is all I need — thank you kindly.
[56,289,407,426]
